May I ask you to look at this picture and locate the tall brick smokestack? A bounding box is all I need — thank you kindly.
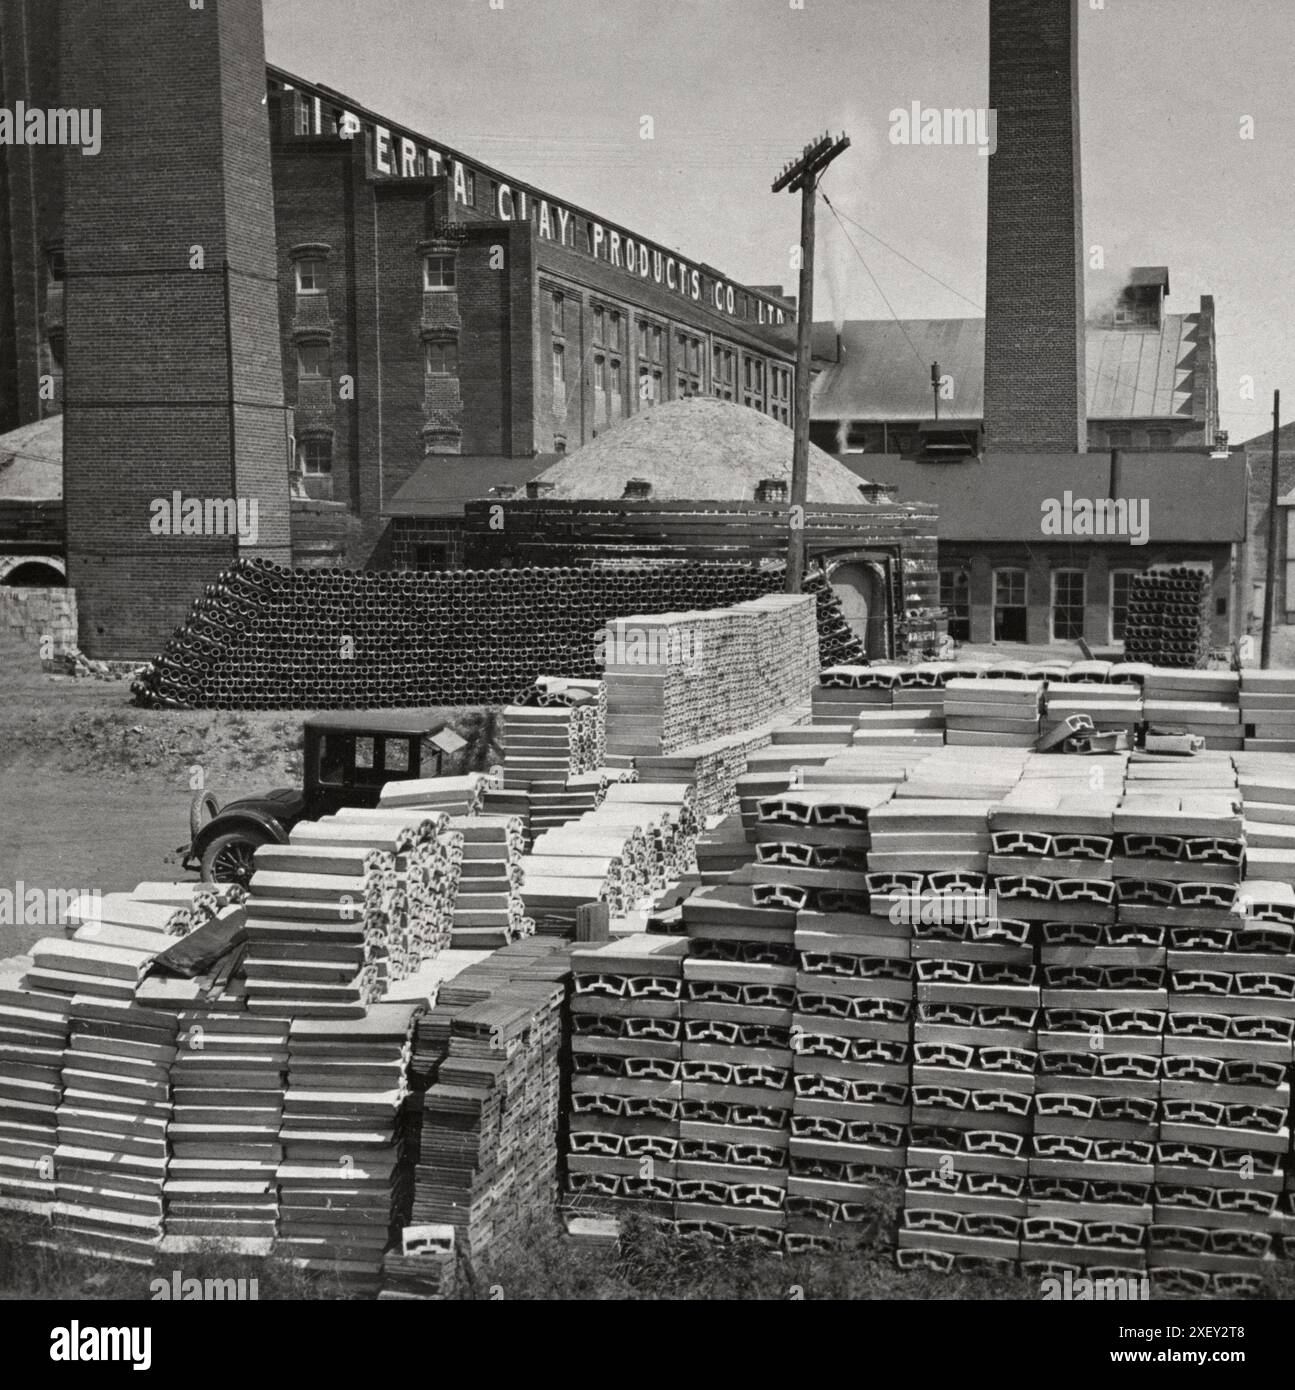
[62,0,292,658]
[983,0,1086,455]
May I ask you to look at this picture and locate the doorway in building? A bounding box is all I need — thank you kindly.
[993,567,1028,642]
[830,560,889,659]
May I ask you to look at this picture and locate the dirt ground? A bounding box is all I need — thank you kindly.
[0,629,494,958]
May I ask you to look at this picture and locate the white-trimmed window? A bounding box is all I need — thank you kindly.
[295,259,326,295]
[1052,569,1086,642]
[993,568,1027,642]
[1110,569,1137,644]
[423,254,456,291]
[298,438,332,475]
[552,292,565,334]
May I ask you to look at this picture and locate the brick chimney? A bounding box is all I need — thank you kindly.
[62,0,292,658]
[983,0,1087,455]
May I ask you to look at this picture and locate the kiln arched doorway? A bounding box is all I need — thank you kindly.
[828,558,889,659]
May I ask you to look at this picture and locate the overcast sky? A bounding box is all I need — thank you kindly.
[263,0,1295,444]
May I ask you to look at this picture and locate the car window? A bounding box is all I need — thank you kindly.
[318,733,347,786]
[355,736,375,770]
[385,739,410,774]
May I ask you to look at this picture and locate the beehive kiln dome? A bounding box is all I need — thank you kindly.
[531,397,872,504]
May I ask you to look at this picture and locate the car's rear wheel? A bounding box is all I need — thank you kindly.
[200,830,267,888]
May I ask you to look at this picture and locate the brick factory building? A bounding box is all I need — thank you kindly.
[0,0,798,656]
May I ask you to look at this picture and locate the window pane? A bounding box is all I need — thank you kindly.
[385,739,410,773]
[424,255,456,290]
[297,342,329,376]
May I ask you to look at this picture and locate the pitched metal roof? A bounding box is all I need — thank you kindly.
[811,315,1205,424]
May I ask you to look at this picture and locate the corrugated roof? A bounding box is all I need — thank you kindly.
[383,456,553,517]
[0,415,62,502]
[529,397,872,504]
[811,316,1204,424]
[1086,315,1199,420]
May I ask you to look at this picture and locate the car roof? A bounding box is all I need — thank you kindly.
[304,711,448,737]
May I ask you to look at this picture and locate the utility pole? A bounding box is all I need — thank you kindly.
[773,131,850,594]
[1262,389,1282,669]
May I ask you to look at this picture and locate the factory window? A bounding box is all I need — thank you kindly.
[637,320,650,358]
[609,359,623,417]
[652,324,663,362]
[1051,570,1086,642]
[993,568,1027,643]
[295,97,314,135]
[940,569,971,642]
[1109,569,1137,644]
[712,345,735,401]
[298,438,332,474]
[609,311,623,351]
[423,254,456,291]
[552,292,565,334]
[296,341,330,377]
[594,355,607,393]
[743,357,766,410]
[552,343,566,411]
[295,259,326,295]
[424,340,458,375]
[46,245,65,281]
[594,305,606,344]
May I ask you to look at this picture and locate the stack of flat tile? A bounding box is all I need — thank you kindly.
[1241,671,1295,753]
[603,596,817,761]
[944,678,1043,748]
[1234,753,1295,882]
[636,726,777,819]
[566,935,687,1229]
[52,997,178,1263]
[405,941,570,1265]
[696,815,757,885]
[811,665,897,725]
[894,774,1036,1279]
[163,1011,289,1246]
[243,812,461,1015]
[444,815,527,950]
[376,772,492,818]
[869,799,994,876]
[786,818,913,1256]
[0,973,70,1214]
[1140,879,1293,1297]
[673,885,797,1250]
[521,783,699,931]
[1143,670,1242,752]
[275,1002,421,1293]
[23,890,206,1002]
[1043,681,1143,739]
